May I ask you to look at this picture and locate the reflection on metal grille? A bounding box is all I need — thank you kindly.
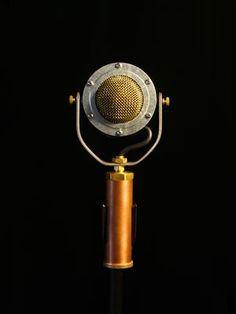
[95,75,144,123]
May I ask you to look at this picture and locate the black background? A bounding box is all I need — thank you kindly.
[3,0,235,313]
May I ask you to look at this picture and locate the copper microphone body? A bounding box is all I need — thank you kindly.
[104,158,134,269]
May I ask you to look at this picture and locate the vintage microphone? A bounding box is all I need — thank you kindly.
[69,62,170,313]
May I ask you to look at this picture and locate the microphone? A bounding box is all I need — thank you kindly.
[69,62,170,269]
[82,62,157,137]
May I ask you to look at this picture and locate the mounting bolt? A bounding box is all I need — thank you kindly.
[145,112,152,119]
[145,79,150,85]
[69,95,76,105]
[115,129,123,136]
[115,63,121,68]
[87,80,94,86]
[87,113,94,119]
[162,97,170,106]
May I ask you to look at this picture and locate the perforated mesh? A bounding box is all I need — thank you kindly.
[95,75,144,123]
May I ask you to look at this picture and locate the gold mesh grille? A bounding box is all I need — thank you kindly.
[95,75,144,123]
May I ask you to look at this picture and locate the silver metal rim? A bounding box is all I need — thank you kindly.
[82,62,157,136]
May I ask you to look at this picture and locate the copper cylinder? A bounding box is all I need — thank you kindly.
[104,171,134,269]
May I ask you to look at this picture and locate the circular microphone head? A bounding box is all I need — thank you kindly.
[96,75,144,123]
[82,62,157,136]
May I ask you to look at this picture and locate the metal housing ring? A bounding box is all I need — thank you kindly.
[82,62,157,136]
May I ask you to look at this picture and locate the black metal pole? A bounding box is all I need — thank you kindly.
[109,269,124,314]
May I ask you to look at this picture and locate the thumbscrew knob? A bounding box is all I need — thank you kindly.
[69,95,76,105]
[162,97,170,106]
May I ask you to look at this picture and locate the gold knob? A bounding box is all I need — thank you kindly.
[69,95,76,105]
[162,96,170,106]
[112,155,128,165]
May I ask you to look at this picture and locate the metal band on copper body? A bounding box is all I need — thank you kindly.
[104,171,134,269]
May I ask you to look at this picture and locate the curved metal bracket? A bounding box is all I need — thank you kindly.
[76,92,163,167]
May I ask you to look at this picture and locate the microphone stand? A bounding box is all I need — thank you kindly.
[102,154,139,314]
[109,269,124,314]
[102,154,134,314]
[69,91,169,314]
[107,201,137,314]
